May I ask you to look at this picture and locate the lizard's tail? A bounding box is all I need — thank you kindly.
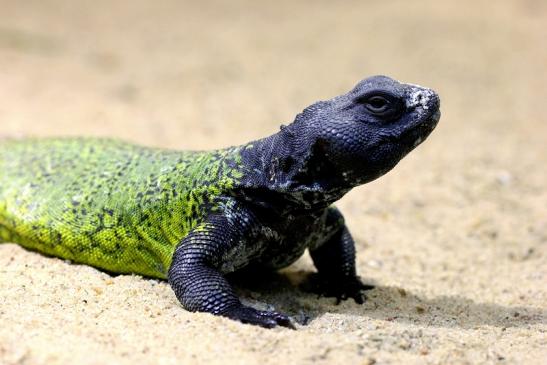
[0,204,9,243]
[0,224,8,243]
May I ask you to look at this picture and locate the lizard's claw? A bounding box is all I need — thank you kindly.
[222,305,295,329]
[303,273,375,304]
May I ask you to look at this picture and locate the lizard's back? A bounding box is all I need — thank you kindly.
[0,138,241,278]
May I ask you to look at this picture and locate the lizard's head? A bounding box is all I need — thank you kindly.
[289,75,440,186]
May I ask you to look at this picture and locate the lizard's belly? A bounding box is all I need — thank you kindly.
[217,210,330,273]
[218,224,318,274]
[0,176,197,279]
[0,208,182,279]
[254,237,310,270]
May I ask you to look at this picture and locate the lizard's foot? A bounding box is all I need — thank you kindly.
[222,305,295,329]
[303,273,375,304]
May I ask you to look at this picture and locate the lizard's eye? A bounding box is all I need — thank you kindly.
[358,92,405,120]
[364,96,390,114]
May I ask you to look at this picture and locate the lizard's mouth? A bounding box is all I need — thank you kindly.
[428,109,441,128]
[420,109,441,134]
[402,108,441,149]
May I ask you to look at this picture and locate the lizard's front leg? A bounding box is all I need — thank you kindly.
[168,214,294,329]
[308,208,374,304]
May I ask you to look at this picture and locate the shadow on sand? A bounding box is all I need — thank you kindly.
[228,269,546,329]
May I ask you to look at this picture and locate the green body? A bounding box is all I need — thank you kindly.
[0,138,243,278]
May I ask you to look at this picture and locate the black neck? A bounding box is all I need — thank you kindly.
[236,128,353,212]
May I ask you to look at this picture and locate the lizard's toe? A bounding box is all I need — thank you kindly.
[222,305,295,329]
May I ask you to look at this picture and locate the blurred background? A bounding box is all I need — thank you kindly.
[1,1,545,364]
[1,0,545,150]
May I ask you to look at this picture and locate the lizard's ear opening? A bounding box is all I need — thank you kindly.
[279,156,295,173]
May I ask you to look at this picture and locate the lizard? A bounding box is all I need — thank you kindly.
[0,75,440,329]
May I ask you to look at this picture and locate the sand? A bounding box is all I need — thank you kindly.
[0,0,546,364]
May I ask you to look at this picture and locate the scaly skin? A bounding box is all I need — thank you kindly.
[0,76,441,328]
[0,139,244,278]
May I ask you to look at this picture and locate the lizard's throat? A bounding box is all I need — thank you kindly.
[238,132,354,212]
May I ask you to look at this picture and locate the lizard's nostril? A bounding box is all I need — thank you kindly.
[406,88,440,112]
[407,89,429,109]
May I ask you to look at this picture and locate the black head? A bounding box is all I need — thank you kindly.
[288,75,441,186]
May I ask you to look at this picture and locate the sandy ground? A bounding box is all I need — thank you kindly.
[0,0,546,364]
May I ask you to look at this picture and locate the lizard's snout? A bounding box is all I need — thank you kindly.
[406,87,439,112]
[406,86,441,131]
